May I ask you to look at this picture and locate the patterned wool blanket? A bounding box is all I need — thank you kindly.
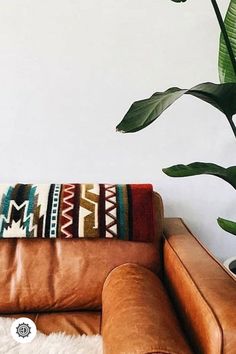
[0,184,154,241]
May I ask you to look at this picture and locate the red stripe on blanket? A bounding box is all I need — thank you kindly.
[130,184,154,242]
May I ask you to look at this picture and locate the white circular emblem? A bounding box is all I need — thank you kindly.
[11,317,37,343]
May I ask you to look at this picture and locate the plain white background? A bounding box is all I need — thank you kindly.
[0,0,235,260]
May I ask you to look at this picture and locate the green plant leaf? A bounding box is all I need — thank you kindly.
[217,217,236,235]
[162,162,236,190]
[116,82,236,133]
[219,0,236,83]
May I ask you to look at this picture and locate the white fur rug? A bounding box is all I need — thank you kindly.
[0,317,103,354]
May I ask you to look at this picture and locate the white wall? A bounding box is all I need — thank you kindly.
[0,0,235,260]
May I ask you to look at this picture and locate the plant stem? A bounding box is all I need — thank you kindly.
[211,0,236,76]
[227,116,236,139]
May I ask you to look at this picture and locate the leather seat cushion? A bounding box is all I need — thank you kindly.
[2,311,101,336]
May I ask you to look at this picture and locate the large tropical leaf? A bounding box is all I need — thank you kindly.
[162,162,236,190]
[116,83,236,133]
[218,217,236,235]
[117,87,184,133]
[219,0,236,83]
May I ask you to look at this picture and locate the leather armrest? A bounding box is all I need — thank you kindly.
[163,218,236,354]
[101,263,192,354]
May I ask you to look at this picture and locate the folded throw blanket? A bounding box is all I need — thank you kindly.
[0,184,154,241]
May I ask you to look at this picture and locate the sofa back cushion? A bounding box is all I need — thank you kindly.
[0,192,163,313]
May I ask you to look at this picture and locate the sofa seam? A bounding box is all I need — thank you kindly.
[34,312,39,325]
[145,348,187,354]
[145,351,184,354]
[178,218,236,281]
[102,262,143,294]
[164,236,223,354]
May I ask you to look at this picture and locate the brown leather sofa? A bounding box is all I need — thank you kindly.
[0,192,235,354]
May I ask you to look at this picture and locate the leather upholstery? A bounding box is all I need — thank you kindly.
[153,192,164,250]
[0,238,159,313]
[0,192,163,314]
[164,218,236,354]
[3,311,101,336]
[102,263,192,354]
[0,192,235,354]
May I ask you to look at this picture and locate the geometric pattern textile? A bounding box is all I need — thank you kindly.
[0,184,154,241]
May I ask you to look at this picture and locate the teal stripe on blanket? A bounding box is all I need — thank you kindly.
[117,185,126,240]
[0,186,13,237]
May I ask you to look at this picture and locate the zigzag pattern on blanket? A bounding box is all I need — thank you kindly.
[0,184,154,241]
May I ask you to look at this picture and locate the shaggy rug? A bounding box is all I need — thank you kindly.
[0,317,103,354]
